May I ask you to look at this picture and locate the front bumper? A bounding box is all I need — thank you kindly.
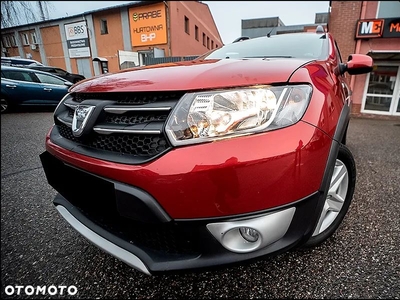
[52,191,320,275]
[41,148,322,275]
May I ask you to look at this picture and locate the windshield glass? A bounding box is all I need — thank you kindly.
[201,33,329,60]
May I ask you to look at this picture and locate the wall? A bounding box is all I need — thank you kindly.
[328,1,362,61]
[40,25,66,69]
[169,1,223,56]
[92,8,124,73]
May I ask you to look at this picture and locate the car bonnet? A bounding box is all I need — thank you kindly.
[70,58,313,93]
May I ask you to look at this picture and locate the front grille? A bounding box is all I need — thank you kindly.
[53,91,185,163]
[58,123,169,156]
[105,111,168,125]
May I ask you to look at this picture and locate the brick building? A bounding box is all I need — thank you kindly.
[1,1,222,78]
[329,1,400,118]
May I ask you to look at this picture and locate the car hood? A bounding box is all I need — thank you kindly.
[71,58,312,93]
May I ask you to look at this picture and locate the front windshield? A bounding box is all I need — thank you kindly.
[201,33,329,60]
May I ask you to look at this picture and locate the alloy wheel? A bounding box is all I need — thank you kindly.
[312,159,349,236]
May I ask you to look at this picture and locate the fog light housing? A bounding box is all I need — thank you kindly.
[239,227,259,242]
[206,207,296,253]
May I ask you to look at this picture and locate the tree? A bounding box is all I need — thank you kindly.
[1,1,54,28]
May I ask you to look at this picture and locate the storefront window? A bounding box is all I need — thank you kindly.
[397,97,400,113]
[363,65,400,115]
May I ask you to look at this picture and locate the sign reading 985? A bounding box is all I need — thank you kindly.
[65,21,88,40]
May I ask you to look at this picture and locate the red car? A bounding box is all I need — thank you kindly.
[40,28,373,275]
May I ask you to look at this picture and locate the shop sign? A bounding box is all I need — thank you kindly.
[356,18,400,39]
[64,21,91,58]
[356,19,384,38]
[129,3,167,47]
[382,18,400,38]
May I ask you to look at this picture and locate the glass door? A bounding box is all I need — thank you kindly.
[362,64,400,116]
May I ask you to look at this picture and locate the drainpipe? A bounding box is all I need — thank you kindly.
[164,1,171,56]
[350,1,367,92]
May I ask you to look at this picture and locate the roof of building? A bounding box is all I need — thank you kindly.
[1,1,160,31]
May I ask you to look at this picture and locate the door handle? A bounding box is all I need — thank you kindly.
[44,88,52,91]
[6,84,16,89]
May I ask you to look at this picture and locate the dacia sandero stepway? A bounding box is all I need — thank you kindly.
[40,28,373,275]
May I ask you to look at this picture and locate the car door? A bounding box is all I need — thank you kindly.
[33,72,70,104]
[1,69,50,105]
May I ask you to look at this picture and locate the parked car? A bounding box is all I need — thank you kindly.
[26,65,85,83]
[1,56,43,67]
[1,65,72,113]
[39,28,373,275]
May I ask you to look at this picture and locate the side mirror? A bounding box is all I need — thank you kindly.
[338,54,373,75]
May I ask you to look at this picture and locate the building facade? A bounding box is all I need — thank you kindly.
[329,1,400,118]
[1,1,222,78]
[241,13,328,39]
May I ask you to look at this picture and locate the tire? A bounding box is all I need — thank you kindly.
[304,144,356,247]
[1,96,9,113]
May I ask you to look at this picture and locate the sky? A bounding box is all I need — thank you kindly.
[44,1,330,45]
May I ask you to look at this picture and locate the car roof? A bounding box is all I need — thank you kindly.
[1,57,44,66]
[1,65,69,81]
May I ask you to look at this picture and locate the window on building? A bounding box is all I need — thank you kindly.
[10,35,17,47]
[3,36,11,47]
[216,44,218,48]
[211,40,214,49]
[21,33,29,45]
[100,19,108,35]
[202,33,206,46]
[362,65,400,116]
[184,16,189,34]
[195,25,199,41]
[31,32,37,44]
[207,36,210,49]
[377,1,400,18]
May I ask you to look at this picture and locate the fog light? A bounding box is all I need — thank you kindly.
[239,227,259,242]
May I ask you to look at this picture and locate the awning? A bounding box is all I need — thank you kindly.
[367,51,400,61]
[92,57,108,62]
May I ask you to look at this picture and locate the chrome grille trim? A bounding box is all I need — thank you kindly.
[64,103,77,110]
[57,116,72,127]
[104,107,171,114]
[93,127,161,135]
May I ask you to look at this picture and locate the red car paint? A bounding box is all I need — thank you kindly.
[45,120,332,219]
[70,58,310,93]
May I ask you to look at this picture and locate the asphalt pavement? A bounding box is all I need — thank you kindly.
[1,110,399,299]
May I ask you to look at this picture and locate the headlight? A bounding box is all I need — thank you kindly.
[166,85,312,146]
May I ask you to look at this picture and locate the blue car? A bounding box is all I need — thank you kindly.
[1,65,73,113]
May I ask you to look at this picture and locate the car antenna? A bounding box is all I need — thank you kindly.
[266,27,275,37]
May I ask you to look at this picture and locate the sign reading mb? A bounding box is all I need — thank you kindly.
[129,3,167,47]
[356,19,384,38]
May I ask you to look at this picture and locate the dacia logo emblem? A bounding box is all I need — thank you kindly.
[72,105,95,137]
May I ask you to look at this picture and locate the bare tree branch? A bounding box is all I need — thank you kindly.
[1,1,54,28]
